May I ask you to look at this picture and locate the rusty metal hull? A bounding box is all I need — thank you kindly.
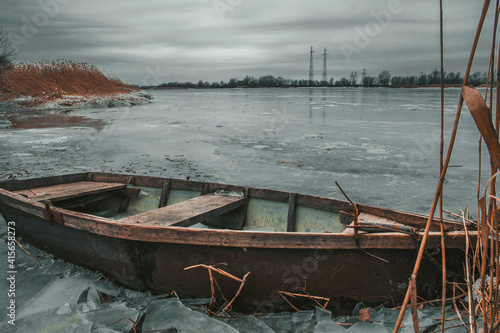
[0,172,474,312]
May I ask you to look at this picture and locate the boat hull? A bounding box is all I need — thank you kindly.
[0,202,466,313]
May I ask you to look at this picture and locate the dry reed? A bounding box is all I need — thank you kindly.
[0,60,136,104]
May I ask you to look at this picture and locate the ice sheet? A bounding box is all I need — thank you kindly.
[142,298,238,332]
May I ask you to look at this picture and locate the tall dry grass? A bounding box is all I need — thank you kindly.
[0,60,136,102]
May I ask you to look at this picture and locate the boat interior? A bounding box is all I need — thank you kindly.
[2,172,458,234]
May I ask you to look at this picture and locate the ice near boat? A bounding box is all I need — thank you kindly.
[0,171,476,312]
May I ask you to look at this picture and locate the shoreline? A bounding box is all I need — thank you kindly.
[147,83,472,91]
[0,90,153,110]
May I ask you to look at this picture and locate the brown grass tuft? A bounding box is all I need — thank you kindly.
[0,60,137,104]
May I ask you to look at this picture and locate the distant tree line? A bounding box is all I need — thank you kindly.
[142,68,489,90]
[390,68,488,87]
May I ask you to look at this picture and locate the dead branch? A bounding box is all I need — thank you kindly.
[14,239,38,262]
[443,210,476,226]
[170,291,180,300]
[184,264,250,314]
[185,264,243,282]
[452,283,469,331]
[279,292,299,312]
[224,272,251,312]
[278,290,330,311]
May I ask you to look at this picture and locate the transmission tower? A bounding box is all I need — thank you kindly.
[361,68,367,79]
[309,46,314,85]
[322,47,328,84]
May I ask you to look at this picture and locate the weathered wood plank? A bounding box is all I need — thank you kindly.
[207,183,246,194]
[56,206,477,249]
[0,173,88,191]
[248,188,289,203]
[132,175,165,187]
[170,179,205,191]
[90,173,134,184]
[120,193,246,227]
[296,194,349,213]
[0,188,47,218]
[13,181,127,202]
[158,179,171,208]
[287,193,296,232]
[0,172,475,251]
[121,187,141,198]
[358,212,402,225]
[357,205,462,230]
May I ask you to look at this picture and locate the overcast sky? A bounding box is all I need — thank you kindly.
[1,0,496,85]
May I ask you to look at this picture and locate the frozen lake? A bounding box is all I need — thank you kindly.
[0,87,488,332]
[0,87,488,216]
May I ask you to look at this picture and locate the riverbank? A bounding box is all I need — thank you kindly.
[145,83,469,90]
[0,60,153,109]
[0,90,153,110]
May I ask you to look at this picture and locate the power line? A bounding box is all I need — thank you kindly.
[309,46,314,85]
[322,47,328,83]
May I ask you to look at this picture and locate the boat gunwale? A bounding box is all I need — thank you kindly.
[0,172,448,227]
[0,172,476,250]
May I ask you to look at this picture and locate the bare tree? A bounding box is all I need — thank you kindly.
[378,70,391,86]
[0,27,16,73]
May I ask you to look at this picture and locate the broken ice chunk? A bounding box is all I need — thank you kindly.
[218,316,275,333]
[1,311,92,333]
[314,321,345,333]
[56,303,72,315]
[92,278,122,297]
[84,301,140,332]
[142,298,237,332]
[17,276,93,319]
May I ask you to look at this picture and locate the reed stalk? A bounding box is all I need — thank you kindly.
[392,1,492,331]
[439,1,447,330]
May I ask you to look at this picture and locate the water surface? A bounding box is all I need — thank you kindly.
[0,87,487,331]
[0,87,487,216]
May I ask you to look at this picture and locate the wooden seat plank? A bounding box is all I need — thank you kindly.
[358,213,398,225]
[13,181,127,202]
[120,193,246,227]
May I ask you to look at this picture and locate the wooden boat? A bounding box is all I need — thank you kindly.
[0,172,475,312]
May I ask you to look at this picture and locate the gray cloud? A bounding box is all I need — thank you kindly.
[0,0,494,84]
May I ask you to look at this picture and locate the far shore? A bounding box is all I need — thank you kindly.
[146,83,473,90]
